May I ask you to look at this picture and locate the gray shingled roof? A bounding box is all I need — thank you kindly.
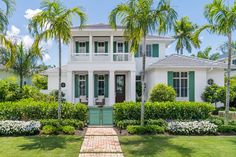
[148,54,228,69]
[71,23,123,30]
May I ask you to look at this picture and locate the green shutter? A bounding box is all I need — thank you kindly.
[94,75,98,97]
[152,44,159,57]
[105,41,108,53]
[95,42,98,53]
[167,71,173,87]
[113,41,117,53]
[86,41,89,53]
[86,75,88,97]
[75,74,79,98]
[105,74,109,98]
[135,51,139,57]
[125,41,129,53]
[189,71,195,102]
[76,42,79,53]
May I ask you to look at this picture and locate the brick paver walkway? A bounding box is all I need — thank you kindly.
[79,128,124,157]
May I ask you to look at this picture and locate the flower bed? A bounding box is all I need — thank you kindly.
[167,121,217,135]
[0,120,41,135]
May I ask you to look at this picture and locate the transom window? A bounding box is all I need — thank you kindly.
[79,75,86,96]
[173,72,188,98]
[98,42,105,53]
[118,43,124,53]
[79,42,86,53]
[98,75,105,96]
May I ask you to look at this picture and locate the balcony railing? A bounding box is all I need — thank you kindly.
[113,53,131,61]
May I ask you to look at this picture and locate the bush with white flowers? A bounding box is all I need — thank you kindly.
[167,121,217,135]
[0,120,41,135]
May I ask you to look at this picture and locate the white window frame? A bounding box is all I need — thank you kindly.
[173,72,188,100]
[79,42,86,53]
[98,42,105,53]
[117,42,124,53]
[146,44,152,57]
[79,75,86,96]
[98,75,105,96]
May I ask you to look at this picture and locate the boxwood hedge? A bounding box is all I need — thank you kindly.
[113,102,214,122]
[0,99,88,122]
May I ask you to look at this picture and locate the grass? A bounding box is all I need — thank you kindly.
[0,135,82,157]
[119,135,236,157]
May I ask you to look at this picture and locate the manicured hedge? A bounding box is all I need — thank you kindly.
[40,119,84,130]
[0,99,88,122]
[113,102,214,122]
[127,125,165,134]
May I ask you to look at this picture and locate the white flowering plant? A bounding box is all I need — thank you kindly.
[0,120,41,136]
[167,121,218,135]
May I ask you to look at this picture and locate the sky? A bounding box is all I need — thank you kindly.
[3,0,236,66]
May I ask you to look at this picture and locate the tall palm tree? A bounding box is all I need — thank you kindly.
[109,0,177,126]
[196,46,220,60]
[0,42,39,89]
[29,0,86,119]
[174,16,200,54]
[194,0,236,124]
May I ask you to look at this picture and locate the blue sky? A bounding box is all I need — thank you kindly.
[5,0,235,66]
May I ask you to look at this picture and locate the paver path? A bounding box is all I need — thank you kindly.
[79,128,124,157]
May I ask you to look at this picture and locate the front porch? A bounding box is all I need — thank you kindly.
[66,70,136,106]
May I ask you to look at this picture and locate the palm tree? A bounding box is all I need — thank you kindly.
[194,0,236,124]
[29,0,86,119]
[109,0,177,126]
[174,16,200,54]
[0,42,39,89]
[0,0,15,62]
[196,47,220,60]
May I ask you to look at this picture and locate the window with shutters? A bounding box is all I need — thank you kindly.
[138,45,142,57]
[98,42,105,53]
[79,75,86,96]
[118,43,124,53]
[98,75,105,96]
[146,45,152,57]
[173,72,188,98]
[79,42,86,53]
[232,59,236,65]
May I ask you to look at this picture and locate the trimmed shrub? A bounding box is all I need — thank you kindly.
[116,120,140,130]
[0,120,40,135]
[146,119,168,127]
[0,99,88,122]
[127,125,165,134]
[207,116,224,126]
[40,119,84,130]
[218,125,236,133]
[41,125,57,135]
[149,84,176,102]
[113,102,214,122]
[167,121,217,135]
[62,126,75,135]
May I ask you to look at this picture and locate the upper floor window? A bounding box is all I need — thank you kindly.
[146,44,152,57]
[173,72,188,98]
[98,42,105,53]
[79,42,86,53]
[118,43,124,53]
[232,59,236,65]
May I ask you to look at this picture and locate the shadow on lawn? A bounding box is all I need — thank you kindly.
[120,136,193,157]
[19,136,82,151]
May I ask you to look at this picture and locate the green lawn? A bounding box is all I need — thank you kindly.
[119,135,236,157]
[0,135,82,157]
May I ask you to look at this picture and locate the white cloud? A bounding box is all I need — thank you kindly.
[43,53,51,62]
[24,9,42,20]
[22,35,34,49]
[6,25,20,37]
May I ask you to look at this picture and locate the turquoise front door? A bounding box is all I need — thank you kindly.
[88,107,113,125]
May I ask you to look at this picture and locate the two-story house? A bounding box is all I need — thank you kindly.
[44,24,226,106]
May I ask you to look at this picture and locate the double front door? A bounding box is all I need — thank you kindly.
[115,75,126,103]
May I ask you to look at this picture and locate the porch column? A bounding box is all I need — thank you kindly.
[109,70,115,105]
[66,71,73,103]
[110,35,114,62]
[88,70,94,106]
[89,34,93,62]
[130,71,136,101]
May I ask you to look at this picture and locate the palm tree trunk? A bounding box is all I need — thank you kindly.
[141,35,146,126]
[225,32,232,125]
[19,73,23,89]
[58,36,62,119]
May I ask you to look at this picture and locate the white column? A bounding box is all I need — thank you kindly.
[89,34,93,62]
[88,71,94,106]
[110,35,114,62]
[66,71,73,103]
[68,39,72,63]
[130,71,136,102]
[109,70,115,105]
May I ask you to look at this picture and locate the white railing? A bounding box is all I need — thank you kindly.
[113,53,130,61]
[93,53,109,56]
[73,53,89,56]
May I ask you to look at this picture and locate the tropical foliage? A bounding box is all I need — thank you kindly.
[149,84,176,102]
[195,46,219,60]
[32,74,48,90]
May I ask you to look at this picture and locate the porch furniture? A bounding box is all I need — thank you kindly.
[79,96,88,105]
[95,96,105,106]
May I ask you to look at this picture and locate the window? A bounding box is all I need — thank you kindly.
[138,45,142,57]
[79,42,86,53]
[98,42,105,53]
[146,45,152,57]
[98,75,105,96]
[233,59,236,65]
[79,75,86,96]
[118,43,124,53]
[173,72,188,98]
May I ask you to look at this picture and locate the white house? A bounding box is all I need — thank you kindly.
[218,54,236,76]
[43,24,226,106]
